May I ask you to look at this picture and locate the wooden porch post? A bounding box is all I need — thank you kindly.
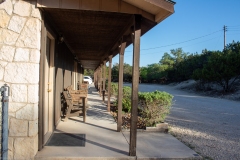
[102,61,106,101]
[99,64,102,96]
[82,67,84,79]
[97,67,100,90]
[129,15,141,156]
[96,68,98,89]
[96,68,99,89]
[79,66,83,85]
[107,55,113,112]
[93,70,97,88]
[103,61,106,91]
[117,41,126,132]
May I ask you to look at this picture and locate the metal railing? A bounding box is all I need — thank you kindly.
[0,84,10,160]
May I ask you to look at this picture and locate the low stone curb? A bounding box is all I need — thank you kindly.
[122,122,168,133]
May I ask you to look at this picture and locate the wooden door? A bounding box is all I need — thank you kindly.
[43,34,55,145]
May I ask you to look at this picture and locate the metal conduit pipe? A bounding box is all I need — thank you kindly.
[1,84,10,160]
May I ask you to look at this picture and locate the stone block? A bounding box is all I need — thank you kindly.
[13,135,38,159]
[31,2,41,20]
[9,118,28,136]
[0,10,10,28]
[8,15,26,33]
[28,85,38,103]
[9,102,26,113]
[0,60,8,67]
[29,119,38,136]
[0,81,4,88]
[146,123,169,132]
[0,61,7,80]
[8,112,15,118]
[0,0,13,15]
[16,103,38,120]
[12,0,17,4]
[0,45,15,62]
[0,28,19,45]
[13,1,31,17]
[29,49,40,63]
[16,18,41,50]
[0,64,4,80]
[156,122,168,129]
[8,137,14,160]
[11,84,27,102]
[4,63,39,83]
[14,48,29,62]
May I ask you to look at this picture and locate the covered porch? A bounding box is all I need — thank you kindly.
[37,0,176,157]
[35,85,199,159]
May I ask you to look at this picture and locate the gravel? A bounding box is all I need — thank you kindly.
[124,83,240,160]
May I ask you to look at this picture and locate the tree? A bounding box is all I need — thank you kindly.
[140,67,148,82]
[123,63,132,82]
[84,69,94,78]
[159,52,174,66]
[193,41,240,92]
[112,63,119,81]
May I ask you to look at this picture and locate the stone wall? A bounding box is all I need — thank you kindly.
[0,0,41,159]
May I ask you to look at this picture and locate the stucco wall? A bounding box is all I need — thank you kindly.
[0,0,41,159]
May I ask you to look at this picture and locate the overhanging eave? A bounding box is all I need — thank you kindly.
[37,0,174,23]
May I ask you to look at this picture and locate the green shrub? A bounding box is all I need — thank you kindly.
[109,83,118,96]
[138,91,173,127]
[109,84,173,127]
[122,98,131,113]
[114,86,132,113]
[122,86,131,112]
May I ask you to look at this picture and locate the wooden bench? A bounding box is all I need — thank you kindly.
[62,91,86,122]
[65,85,88,105]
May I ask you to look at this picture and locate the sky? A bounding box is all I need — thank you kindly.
[111,0,240,67]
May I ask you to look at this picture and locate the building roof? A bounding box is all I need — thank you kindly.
[38,0,175,69]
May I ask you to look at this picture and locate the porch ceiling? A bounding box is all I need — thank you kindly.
[41,0,175,70]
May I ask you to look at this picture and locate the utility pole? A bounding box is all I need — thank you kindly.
[224,25,227,49]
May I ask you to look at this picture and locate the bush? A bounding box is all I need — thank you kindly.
[114,86,132,113]
[109,83,118,96]
[122,86,131,112]
[109,84,173,127]
[138,91,173,127]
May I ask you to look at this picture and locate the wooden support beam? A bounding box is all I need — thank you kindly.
[107,55,113,112]
[129,14,141,156]
[82,67,85,75]
[99,64,102,96]
[96,68,99,89]
[37,0,155,22]
[94,71,96,88]
[117,41,126,132]
[79,66,83,85]
[103,61,106,91]
[97,67,100,90]
[83,97,86,122]
[102,61,106,102]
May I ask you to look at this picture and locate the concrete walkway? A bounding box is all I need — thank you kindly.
[35,86,201,160]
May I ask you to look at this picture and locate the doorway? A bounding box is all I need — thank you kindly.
[39,29,56,149]
[43,33,55,144]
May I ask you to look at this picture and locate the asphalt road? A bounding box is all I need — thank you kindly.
[125,83,240,160]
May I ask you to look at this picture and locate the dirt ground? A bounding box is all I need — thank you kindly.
[124,82,240,160]
[171,79,240,102]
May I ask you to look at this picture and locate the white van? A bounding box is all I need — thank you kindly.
[83,76,92,84]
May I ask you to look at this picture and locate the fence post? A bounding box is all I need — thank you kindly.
[1,84,10,160]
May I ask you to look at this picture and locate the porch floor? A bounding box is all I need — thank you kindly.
[35,85,201,160]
